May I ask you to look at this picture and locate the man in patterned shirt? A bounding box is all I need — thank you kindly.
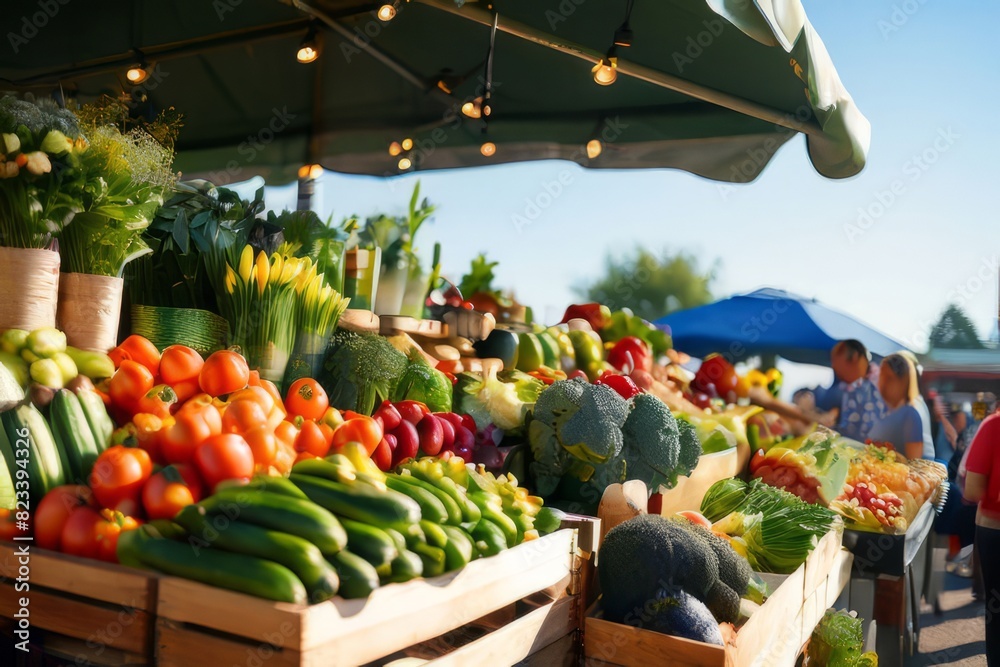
[830,339,887,441]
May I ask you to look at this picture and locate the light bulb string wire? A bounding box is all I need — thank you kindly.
[481,11,498,136]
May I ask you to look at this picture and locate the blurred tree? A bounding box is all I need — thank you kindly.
[929,304,984,349]
[575,248,716,322]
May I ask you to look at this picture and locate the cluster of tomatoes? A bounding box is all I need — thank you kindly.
[29,335,412,561]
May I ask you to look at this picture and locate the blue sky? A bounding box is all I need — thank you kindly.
[262,0,999,389]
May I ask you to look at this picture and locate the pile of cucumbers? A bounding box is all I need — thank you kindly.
[116,445,563,605]
[0,387,114,510]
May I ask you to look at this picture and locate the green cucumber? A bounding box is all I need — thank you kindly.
[339,518,398,569]
[386,549,423,583]
[74,388,114,452]
[289,473,420,526]
[0,424,16,510]
[330,550,381,599]
[215,475,309,500]
[384,475,449,524]
[117,526,308,604]
[2,403,63,505]
[388,473,463,525]
[49,389,100,484]
[199,489,347,556]
[174,505,339,603]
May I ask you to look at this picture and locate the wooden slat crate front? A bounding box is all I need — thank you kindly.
[155,526,588,666]
[0,543,158,664]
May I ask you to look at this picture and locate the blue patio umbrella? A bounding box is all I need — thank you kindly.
[655,288,909,366]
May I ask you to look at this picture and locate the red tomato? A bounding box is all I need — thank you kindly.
[34,485,95,551]
[194,434,255,492]
[142,464,203,520]
[285,378,330,421]
[199,350,250,397]
[159,345,204,385]
[109,361,155,415]
[89,446,153,515]
[60,506,104,559]
[110,335,161,375]
[160,404,221,465]
[228,386,276,415]
[693,354,738,400]
[331,416,383,456]
[294,420,330,458]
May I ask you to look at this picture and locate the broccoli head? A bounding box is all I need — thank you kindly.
[600,515,726,625]
[528,379,631,498]
[621,393,702,490]
[320,330,408,414]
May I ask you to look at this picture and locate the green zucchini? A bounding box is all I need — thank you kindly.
[174,505,338,603]
[49,389,100,484]
[117,525,308,604]
[340,517,398,569]
[74,388,114,451]
[199,489,347,556]
[2,403,63,505]
[330,550,381,599]
[384,475,449,524]
[289,473,421,526]
[387,473,463,525]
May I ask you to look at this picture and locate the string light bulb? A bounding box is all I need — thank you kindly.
[126,49,149,85]
[401,138,413,151]
[377,1,400,21]
[296,24,320,63]
[480,141,496,157]
[461,97,483,119]
[592,53,618,86]
[298,164,323,179]
[388,141,403,156]
[586,139,603,159]
[297,43,318,63]
[398,156,412,170]
[126,66,148,84]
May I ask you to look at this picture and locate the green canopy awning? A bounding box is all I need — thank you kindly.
[0,0,869,184]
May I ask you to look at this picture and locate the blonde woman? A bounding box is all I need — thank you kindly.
[869,353,927,460]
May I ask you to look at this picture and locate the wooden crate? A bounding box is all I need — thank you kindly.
[582,529,849,667]
[0,542,158,665]
[155,525,589,666]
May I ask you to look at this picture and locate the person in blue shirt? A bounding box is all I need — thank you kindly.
[869,353,925,460]
[830,339,887,442]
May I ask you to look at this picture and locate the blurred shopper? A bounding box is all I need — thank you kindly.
[935,403,977,564]
[749,340,884,438]
[897,351,935,459]
[869,353,925,460]
[962,402,1000,665]
[830,340,886,441]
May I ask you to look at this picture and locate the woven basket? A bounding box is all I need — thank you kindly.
[57,273,124,352]
[0,246,59,331]
[130,305,229,355]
